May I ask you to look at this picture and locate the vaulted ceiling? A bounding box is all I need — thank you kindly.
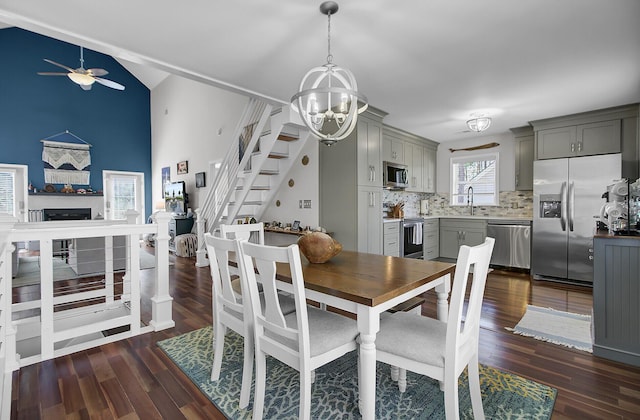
[1,0,638,142]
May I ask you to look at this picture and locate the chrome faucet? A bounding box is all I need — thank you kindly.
[467,186,474,216]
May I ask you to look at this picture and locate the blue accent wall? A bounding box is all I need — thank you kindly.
[0,28,152,217]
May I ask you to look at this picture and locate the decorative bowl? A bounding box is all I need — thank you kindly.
[297,232,342,264]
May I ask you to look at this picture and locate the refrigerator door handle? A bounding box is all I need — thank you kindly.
[560,181,567,232]
[568,181,575,232]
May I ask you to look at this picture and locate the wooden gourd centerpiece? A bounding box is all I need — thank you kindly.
[297,231,342,263]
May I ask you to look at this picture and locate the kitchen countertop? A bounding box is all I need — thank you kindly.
[384,215,532,222]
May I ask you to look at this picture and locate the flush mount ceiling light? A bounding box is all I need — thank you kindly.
[291,1,368,146]
[466,114,492,132]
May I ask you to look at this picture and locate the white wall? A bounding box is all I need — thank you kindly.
[436,131,516,194]
[150,75,249,211]
[261,138,320,229]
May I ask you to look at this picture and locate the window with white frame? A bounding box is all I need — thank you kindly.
[450,153,499,206]
[0,164,28,221]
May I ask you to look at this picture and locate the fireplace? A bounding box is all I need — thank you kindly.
[43,208,92,221]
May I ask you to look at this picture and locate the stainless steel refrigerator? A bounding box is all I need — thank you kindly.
[532,153,621,285]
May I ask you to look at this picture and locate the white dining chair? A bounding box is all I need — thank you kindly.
[235,241,359,420]
[219,222,265,294]
[204,233,295,410]
[375,237,495,420]
[220,222,265,244]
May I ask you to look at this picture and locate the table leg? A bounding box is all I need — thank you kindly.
[435,273,452,321]
[357,307,378,420]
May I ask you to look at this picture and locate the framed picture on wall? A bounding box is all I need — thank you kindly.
[177,160,188,174]
[195,172,206,188]
[161,166,170,197]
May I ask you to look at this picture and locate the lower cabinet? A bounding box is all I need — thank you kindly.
[439,219,487,259]
[423,219,439,260]
[357,187,382,255]
[383,221,401,257]
[593,236,640,367]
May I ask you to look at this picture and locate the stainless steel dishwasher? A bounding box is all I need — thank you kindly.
[487,220,531,269]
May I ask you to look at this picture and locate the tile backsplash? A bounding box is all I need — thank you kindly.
[383,190,533,218]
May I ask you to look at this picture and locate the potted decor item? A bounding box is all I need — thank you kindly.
[297,231,342,263]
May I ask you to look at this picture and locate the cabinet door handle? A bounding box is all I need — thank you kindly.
[571,143,575,152]
[577,142,583,152]
[515,174,519,187]
[372,166,375,182]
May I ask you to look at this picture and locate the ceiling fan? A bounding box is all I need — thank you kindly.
[38,46,125,91]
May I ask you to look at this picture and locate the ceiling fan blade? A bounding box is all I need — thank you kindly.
[43,58,75,73]
[94,77,125,91]
[87,68,108,77]
[37,72,69,76]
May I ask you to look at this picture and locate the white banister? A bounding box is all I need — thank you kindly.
[150,211,174,331]
[3,215,173,370]
[0,214,18,419]
[194,208,208,267]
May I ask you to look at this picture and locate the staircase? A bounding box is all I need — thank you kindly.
[197,99,311,243]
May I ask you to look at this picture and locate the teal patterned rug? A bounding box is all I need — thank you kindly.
[157,326,556,419]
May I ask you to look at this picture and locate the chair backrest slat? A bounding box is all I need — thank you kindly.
[446,238,495,355]
[205,233,243,312]
[220,222,265,244]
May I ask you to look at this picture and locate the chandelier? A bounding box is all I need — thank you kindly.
[291,1,368,146]
[466,114,492,132]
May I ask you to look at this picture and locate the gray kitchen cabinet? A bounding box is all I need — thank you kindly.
[423,146,437,193]
[357,115,384,187]
[320,107,387,253]
[383,220,401,257]
[423,219,439,260]
[358,187,383,254]
[383,125,438,193]
[439,219,487,259]
[536,121,621,159]
[405,142,423,192]
[593,235,640,367]
[511,126,534,190]
[382,129,405,164]
[531,104,638,179]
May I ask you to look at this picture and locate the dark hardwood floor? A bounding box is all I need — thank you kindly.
[11,252,640,419]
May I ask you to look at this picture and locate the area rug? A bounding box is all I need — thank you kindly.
[13,251,170,287]
[158,326,557,419]
[507,305,593,352]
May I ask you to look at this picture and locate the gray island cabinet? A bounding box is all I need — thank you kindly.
[593,234,640,367]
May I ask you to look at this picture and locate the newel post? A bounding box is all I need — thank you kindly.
[150,211,175,330]
[194,208,209,267]
[0,214,19,375]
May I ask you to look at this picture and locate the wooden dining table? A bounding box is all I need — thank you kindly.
[273,250,456,420]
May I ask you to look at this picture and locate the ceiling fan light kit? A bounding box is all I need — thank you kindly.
[38,46,125,91]
[291,1,368,146]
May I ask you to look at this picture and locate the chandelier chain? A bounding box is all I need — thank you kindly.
[326,10,333,64]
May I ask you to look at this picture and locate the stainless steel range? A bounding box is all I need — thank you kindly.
[402,218,424,258]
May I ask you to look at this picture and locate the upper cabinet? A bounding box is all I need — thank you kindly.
[536,121,620,159]
[511,126,534,190]
[382,132,405,164]
[382,125,438,193]
[357,115,383,187]
[531,104,639,180]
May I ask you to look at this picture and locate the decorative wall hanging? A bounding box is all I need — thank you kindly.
[177,160,188,174]
[161,166,171,198]
[41,130,91,185]
[195,172,206,188]
[449,142,500,153]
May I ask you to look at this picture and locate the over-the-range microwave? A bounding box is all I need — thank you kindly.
[383,161,408,189]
